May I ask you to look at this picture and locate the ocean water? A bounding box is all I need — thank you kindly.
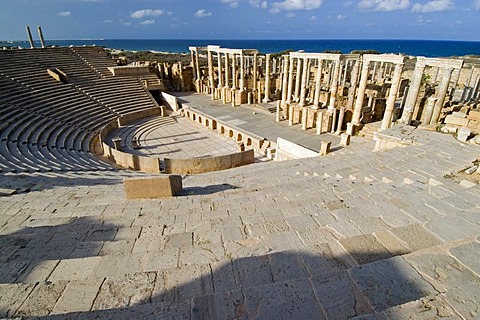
[1,39,480,57]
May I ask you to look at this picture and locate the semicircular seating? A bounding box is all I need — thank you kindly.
[0,46,162,173]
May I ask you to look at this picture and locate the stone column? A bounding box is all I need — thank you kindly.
[281,55,289,105]
[217,52,223,88]
[352,60,370,125]
[341,60,349,86]
[400,60,426,124]
[294,57,302,102]
[253,53,258,97]
[287,56,294,104]
[381,62,404,130]
[239,52,245,91]
[190,50,197,80]
[299,57,309,107]
[224,53,230,88]
[330,108,337,133]
[423,96,437,124]
[430,67,453,125]
[208,50,215,90]
[328,59,342,112]
[336,107,346,134]
[232,54,237,89]
[37,26,46,48]
[25,26,35,49]
[347,60,360,110]
[313,59,323,109]
[263,54,271,103]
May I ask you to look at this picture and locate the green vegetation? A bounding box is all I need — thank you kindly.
[323,50,342,54]
[271,49,294,59]
[350,49,380,55]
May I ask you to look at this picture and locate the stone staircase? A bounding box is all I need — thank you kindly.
[357,121,382,140]
[2,130,478,318]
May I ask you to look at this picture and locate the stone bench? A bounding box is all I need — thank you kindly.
[123,175,183,199]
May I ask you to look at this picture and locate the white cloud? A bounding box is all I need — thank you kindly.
[337,14,347,19]
[475,0,480,9]
[250,0,268,8]
[358,0,410,11]
[130,9,164,19]
[416,15,432,25]
[102,19,114,23]
[140,19,155,25]
[221,0,240,8]
[195,9,212,17]
[58,11,71,16]
[270,0,324,13]
[309,15,318,20]
[286,12,296,17]
[412,0,453,12]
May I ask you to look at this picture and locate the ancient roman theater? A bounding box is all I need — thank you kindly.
[0,38,479,319]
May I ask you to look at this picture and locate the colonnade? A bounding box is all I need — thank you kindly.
[190,45,470,136]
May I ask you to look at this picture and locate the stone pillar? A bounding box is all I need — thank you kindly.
[313,59,323,109]
[217,52,223,88]
[330,108,337,133]
[25,26,35,49]
[276,100,281,122]
[288,105,294,126]
[224,53,230,88]
[341,60,349,86]
[352,60,370,125]
[430,68,453,125]
[287,56,294,104]
[208,50,215,90]
[423,96,437,124]
[299,57,309,107]
[294,57,302,102]
[319,141,331,156]
[263,54,271,103]
[281,55,289,105]
[336,107,346,134]
[239,52,245,91]
[190,50,196,80]
[37,26,46,48]
[328,59,342,112]
[232,54,237,89]
[301,108,308,130]
[340,133,351,147]
[253,53,258,98]
[347,60,360,110]
[195,50,201,82]
[401,61,426,124]
[316,111,323,134]
[381,62,404,130]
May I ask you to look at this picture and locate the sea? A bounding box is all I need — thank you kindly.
[1,39,480,58]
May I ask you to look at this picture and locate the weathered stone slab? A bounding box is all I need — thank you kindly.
[374,230,411,256]
[153,264,212,303]
[0,283,35,318]
[211,261,238,294]
[382,295,459,319]
[123,175,183,199]
[445,282,480,319]
[92,272,156,310]
[390,224,442,251]
[51,279,103,314]
[16,280,68,317]
[406,252,480,291]
[49,257,102,282]
[243,278,325,319]
[268,251,309,283]
[449,242,480,276]
[340,234,393,265]
[350,256,436,311]
[298,243,348,277]
[232,255,273,289]
[311,271,371,318]
[191,290,246,320]
[425,216,479,242]
[15,259,59,283]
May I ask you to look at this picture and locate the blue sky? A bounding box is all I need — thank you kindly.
[1,0,479,41]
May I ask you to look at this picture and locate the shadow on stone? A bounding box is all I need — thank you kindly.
[180,183,240,196]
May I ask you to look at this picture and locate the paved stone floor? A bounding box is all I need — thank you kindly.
[108,115,241,159]
[175,92,341,151]
[1,106,479,319]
